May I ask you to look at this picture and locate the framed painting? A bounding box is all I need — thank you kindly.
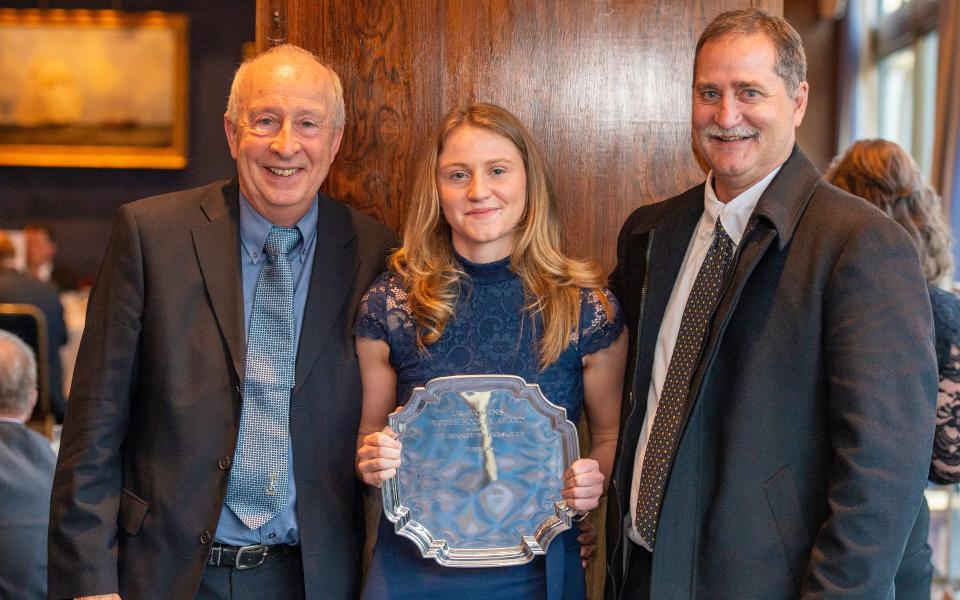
[0,9,188,169]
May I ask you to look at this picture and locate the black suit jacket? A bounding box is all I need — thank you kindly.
[0,268,68,420]
[48,180,396,599]
[605,148,938,599]
[0,421,56,599]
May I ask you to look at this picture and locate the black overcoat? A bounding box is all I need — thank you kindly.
[605,147,938,599]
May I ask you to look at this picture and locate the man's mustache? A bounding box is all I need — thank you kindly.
[700,125,759,139]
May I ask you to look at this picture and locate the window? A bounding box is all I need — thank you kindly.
[881,0,908,17]
[857,0,939,178]
[877,45,915,154]
[875,30,939,176]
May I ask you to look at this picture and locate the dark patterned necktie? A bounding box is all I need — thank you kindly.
[634,217,735,547]
[226,226,301,529]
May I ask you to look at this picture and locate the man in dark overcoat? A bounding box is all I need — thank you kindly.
[605,9,937,600]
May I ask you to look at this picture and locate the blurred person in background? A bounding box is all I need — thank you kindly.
[0,329,57,600]
[0,231,67,422]
[23,223,58,285]
[826,138,960,600]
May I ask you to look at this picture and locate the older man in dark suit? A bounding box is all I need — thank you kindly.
[605,9,937,600]
[48,44,395,600]
[0,330,56,600]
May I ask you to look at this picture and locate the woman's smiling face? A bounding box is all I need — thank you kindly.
[435,125,527,264]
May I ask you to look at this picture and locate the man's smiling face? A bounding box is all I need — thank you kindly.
[225,55,343,226]
[691,32,808,202]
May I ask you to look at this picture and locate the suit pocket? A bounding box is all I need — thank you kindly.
[118,488,149,535]
[764,467,812,589]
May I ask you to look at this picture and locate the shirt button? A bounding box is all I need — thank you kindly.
[218,456,231,470]
[268,533,277,539]
[200,531,212,544]
[234,385,242,399]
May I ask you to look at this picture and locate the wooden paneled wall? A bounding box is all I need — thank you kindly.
[258,0,778,271]
[256,1,780,597]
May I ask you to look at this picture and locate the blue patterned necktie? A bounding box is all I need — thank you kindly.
[226,225,301,529]
[635,217,735,547]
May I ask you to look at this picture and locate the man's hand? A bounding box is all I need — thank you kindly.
[577,518,598,569]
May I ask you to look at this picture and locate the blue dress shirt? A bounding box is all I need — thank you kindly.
[214,193,318,546]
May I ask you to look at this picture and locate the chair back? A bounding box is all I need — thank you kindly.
[0,303,53,439]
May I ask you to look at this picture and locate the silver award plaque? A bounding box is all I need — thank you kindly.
[382,374,580,568]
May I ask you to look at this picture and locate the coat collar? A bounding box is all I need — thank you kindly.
[751,145,821,250]
[630,145,821,251]
[629,185,704,237]
[619,145,821,412]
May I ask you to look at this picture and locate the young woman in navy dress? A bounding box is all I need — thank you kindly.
[354,103,627,600]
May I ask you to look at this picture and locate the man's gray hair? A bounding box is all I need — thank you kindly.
[0,330,37,417]
[225,44,345,130]
[694,8,807,97]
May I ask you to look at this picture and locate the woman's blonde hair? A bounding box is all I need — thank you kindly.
[825,139,954,286]
[391,102,610,369]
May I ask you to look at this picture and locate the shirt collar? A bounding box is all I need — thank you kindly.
[238,192,318,264]
[703,165,782,245]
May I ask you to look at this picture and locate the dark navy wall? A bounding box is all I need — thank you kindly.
[0,0,255,288]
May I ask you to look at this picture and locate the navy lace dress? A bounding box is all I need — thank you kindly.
[895,284,960,599]
[353,254,624,600]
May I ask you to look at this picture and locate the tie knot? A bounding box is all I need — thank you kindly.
[713,217,735,263]
[264,226,302,259]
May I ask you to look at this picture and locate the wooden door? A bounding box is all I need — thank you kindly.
[256,1,780,596]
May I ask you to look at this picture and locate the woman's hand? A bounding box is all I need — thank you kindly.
[561,457,604,513]
[356,428,402,487]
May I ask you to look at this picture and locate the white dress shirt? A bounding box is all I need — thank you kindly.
[627,166,782,548]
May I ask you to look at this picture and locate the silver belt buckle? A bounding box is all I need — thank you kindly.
[234,544,268,570]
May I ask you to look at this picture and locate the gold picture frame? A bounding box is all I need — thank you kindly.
[0,9,188,169]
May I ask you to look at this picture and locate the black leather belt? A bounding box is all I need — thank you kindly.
[207,543,299,570]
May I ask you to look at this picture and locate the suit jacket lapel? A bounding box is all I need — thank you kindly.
[192,180,246,381]
[293,194,358,392]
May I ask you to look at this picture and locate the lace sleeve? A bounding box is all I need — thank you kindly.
[575,287,626,357]
[931,343,960,484]
[352,272,413,343]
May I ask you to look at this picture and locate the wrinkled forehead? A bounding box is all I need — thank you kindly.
[693,32,779,82]
[238,57,336,113]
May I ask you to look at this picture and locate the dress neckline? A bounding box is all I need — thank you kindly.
[455,251,515,284]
